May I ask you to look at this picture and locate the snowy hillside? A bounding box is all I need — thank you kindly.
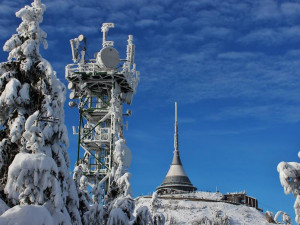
[135,192,273,225]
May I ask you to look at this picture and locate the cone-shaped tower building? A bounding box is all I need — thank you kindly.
[157,102,197,194]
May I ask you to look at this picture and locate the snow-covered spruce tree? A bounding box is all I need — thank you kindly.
[101,139,136,224]
[73,165,94,224]
[103,93,153,224]
[133,206,154,225]
[0,0,81,224]
[150,191,165,225]
[278,157,300,224]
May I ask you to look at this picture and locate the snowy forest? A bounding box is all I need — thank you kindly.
[0,0,300,225]
[0,0,156,224]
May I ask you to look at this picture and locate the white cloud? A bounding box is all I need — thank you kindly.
[281,2,300,17]
[217,52,262,60]
[2,0,300,124]
[207,104,300,123]
[253,0,281,21]
[139,5,164,18]
[135,19,159,28]
[238,29,282,46]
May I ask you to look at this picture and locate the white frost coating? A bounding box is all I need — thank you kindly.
[4,0,47,69]
[5,152,61,208]
[0,72,14,90]
[274,211,291,225]
[0,205,53,225]
[136,194,274,225]
[163,191,224,201]
[18,83,30,104]
[0,199,9,216]
[114,139,131,170]
[166,164,188,177]
[3,35,22,52]
[80,176,88,191]
[150,191,161,215]
[110,196,135,220]
[83,204,104,225]
[0,1,81,224]
[151,191,158,203]
[153,212,165,225]
[277,160,300,224]
[0,78,21,106]
[23,111,45,153]
[107,208,129,225]
[109,138,134,199]
[25,110,39,131]
[91,181,103,204]
[9,112,25,143]
[134,206,154,225]
[117,172,132,197]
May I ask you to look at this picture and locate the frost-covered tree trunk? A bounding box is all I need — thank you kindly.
[278,158,300,225]
[0,1,81,224]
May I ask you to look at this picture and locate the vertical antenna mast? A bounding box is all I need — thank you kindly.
[66,23,139,203]
[174,102,178,151]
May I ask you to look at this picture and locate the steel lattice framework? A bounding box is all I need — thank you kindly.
[65,23,139,199]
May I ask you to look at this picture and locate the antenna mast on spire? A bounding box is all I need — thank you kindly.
[174,102,178,151]
[157,101,197,194]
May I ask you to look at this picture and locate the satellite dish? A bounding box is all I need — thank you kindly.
[97,47,120,69]
[69,92,78,99]
[78,34,85,42]
[125,92,133,105]
[68,82,75,90]
[68,101,77,108]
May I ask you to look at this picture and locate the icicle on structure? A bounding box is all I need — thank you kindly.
[66,23,139,203]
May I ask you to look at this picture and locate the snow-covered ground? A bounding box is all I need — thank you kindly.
[155,191,224,201]
[135,192,273,225]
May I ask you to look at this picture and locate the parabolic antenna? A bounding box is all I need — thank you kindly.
[78,34,85,42]
[97,47,120,69]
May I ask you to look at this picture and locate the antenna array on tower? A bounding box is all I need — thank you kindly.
[65,23,139,202]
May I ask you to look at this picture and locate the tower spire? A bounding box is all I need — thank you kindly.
[174,102,178,151]
[157,102,197,194]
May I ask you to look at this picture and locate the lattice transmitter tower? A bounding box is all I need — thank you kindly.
[66,23,139,199]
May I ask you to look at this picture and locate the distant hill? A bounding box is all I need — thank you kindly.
[135,191,274,225]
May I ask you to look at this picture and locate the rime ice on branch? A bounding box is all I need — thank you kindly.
[0,1,81,224]
[278,155,300,224]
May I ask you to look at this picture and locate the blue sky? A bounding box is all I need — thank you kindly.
[1,0,300,223]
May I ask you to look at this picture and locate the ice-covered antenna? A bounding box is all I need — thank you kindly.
[70,38,79,63]
[101,23,114,47]
[126,35,135,64]
[70,34,86,63]
[174,102,178,151]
